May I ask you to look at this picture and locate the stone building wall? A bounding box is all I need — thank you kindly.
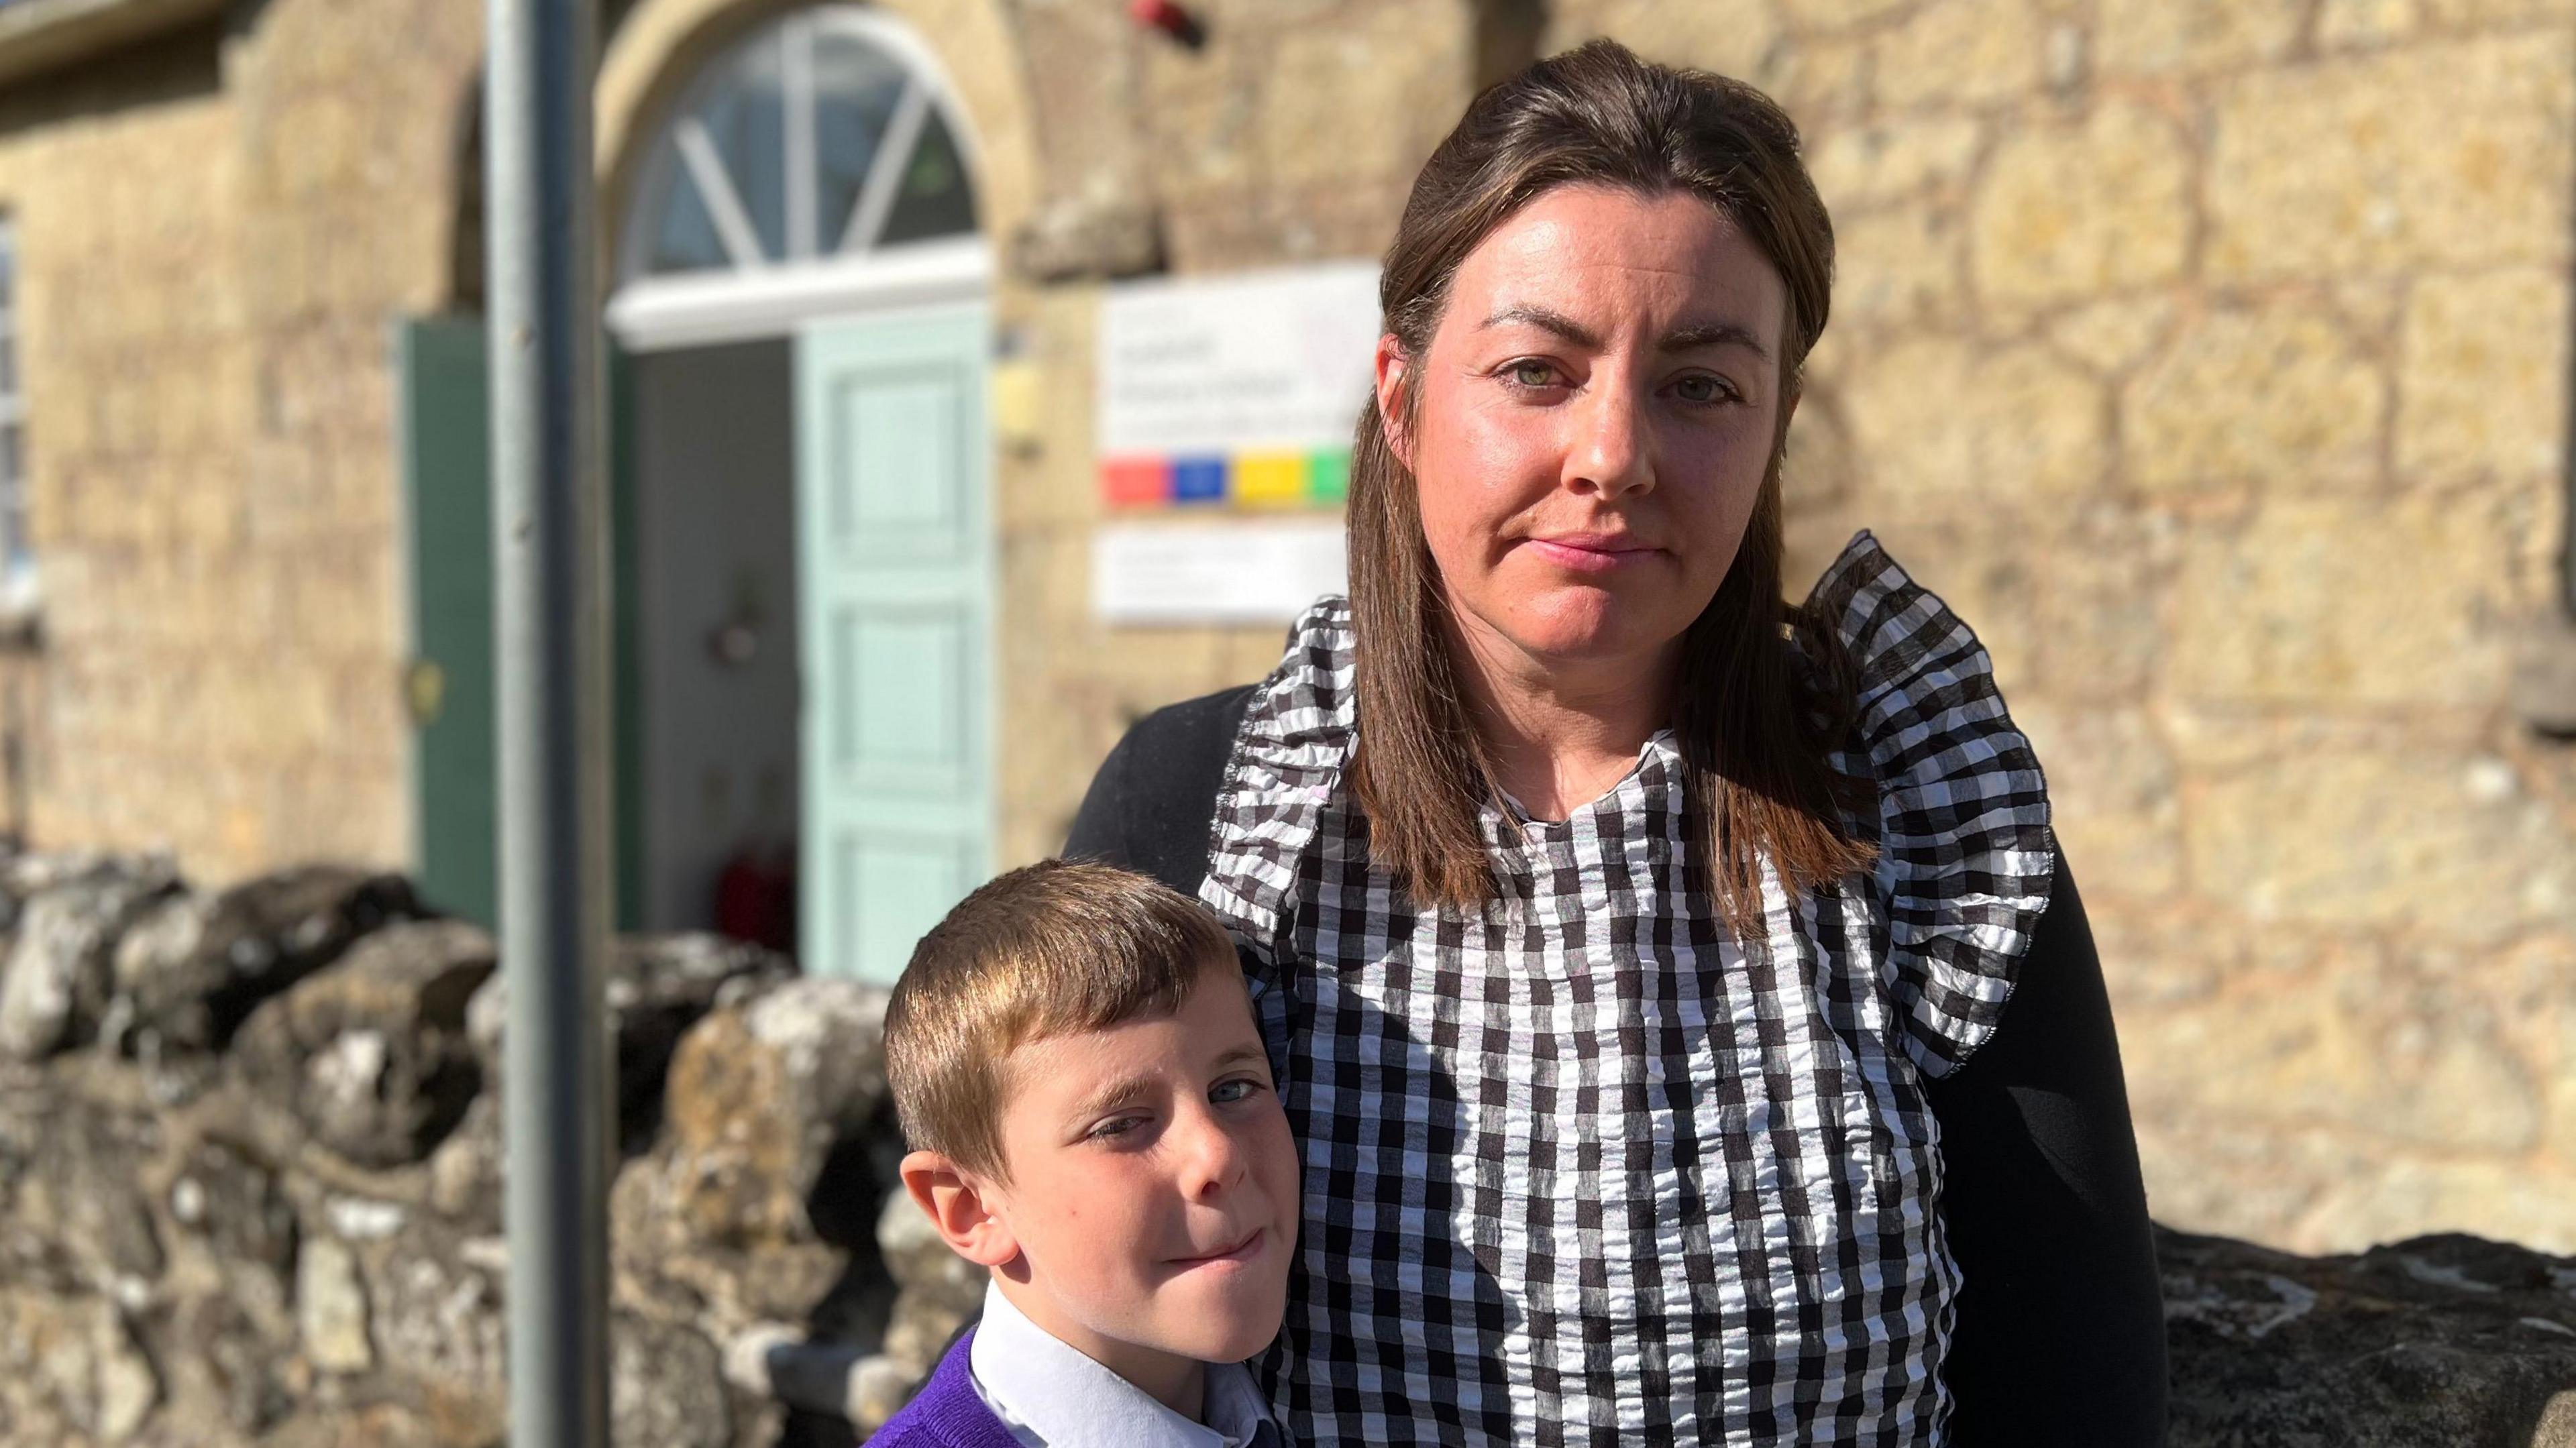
[0,0,484,881]
[1543,0,2576,1253]
[969,0,1503,868]
[979,0,2576,1252]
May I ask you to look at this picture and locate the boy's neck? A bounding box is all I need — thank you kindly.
[991,1272,1209,1423]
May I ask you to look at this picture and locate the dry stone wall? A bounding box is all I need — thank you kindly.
[0,846,2571,1445]
[0,851,980,1447]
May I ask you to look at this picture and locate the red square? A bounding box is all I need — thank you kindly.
[1100,455,1173,508]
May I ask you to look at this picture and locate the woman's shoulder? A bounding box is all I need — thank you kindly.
[1803,529,2059,1079]
[1123,683,1260,759]
[1091,594,1353,783]
[1797,528,2047,790]
[1065,596,1354,898]
[1801,529,2023,718]
[1065,684,1258,897]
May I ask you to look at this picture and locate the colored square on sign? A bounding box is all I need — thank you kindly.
[1307,448,1351,503]
[1234,453,1306,509]
[1101,456,1173,508]
[1171,455,1228,504]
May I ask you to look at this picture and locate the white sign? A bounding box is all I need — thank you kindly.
[1099,262,1383,459]
[1092,520,1348,626]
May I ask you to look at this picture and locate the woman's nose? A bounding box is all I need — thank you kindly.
[1564,370,1655,498]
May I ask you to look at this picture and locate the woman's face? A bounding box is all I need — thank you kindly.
[1381,183,1792,677]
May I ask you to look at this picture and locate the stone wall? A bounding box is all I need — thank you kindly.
[976,0,2576,1254]
[0,846,2572,1446]
[970,0,1501,868]
[0,0,484,881]
[1511,0,2576,1254]
[0,850,982,1447]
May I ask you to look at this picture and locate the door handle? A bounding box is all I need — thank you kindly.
[406,659,447,726]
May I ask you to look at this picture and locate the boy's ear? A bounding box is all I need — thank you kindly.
[901,1150,1021,1270]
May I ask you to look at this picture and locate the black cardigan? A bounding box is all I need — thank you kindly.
[1066,686,2169,1445]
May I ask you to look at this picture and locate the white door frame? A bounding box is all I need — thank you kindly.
[605,235,994,353]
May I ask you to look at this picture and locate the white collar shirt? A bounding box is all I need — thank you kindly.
[967,1281,1283,1448]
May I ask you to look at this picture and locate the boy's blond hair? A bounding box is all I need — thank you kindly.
[883,859,1243,1180]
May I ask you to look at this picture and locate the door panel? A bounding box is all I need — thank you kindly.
[833,369,967,543]
[400,319,644,932]
[797,304,993,981]
[400,319,498,928]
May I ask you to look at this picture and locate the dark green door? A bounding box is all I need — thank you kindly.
[399,319,498,928]
[399,319,643,931]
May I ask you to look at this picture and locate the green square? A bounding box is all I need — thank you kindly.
[1307,448,1351,504]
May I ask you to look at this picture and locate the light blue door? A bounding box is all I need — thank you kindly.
[796,303,994,982]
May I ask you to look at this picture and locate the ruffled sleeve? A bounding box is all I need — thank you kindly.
[1196,596,1360,972]
[1805,531,2057,1079]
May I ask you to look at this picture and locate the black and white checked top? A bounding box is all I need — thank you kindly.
[1195,532,2057,1445]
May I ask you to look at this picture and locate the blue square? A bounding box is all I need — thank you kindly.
[1171,456,1228,504]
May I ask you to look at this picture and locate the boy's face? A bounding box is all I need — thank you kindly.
[977,966,1298,1376]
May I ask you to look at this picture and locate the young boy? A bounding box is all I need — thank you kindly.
[872,859,1298,1448]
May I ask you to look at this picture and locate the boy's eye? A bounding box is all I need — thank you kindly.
[1210,1079,1253,1105]
[1087,1114,1146,1141]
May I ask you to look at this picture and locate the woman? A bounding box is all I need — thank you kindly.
[1070,41,2165,1446]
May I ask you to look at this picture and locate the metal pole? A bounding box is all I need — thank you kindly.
[486,0,610,1444]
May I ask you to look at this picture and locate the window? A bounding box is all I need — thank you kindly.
[620,8,979,282]
[0,217,30,608]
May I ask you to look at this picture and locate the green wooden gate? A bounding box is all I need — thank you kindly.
[795,304,994,982]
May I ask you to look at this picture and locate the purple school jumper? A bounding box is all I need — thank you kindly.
[865,1330,1019,1448]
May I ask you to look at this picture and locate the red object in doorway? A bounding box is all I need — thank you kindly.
[714,844,796,956]
[1128,0,1205,48]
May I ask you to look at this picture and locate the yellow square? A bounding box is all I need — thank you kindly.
[1234,452,1307,509]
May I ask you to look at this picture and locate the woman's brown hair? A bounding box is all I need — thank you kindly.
[1347,38,1876,936]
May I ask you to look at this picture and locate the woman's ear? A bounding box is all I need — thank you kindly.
[1373,332,1413,471]
[901,1150,1020,1270]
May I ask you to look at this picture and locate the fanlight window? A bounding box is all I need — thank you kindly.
[623,9,977,281]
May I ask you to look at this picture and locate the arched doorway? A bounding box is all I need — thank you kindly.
[607,4,994,981]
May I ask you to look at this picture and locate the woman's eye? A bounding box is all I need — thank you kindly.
[1505,359,1558,388]
[1673,374,1736,404]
